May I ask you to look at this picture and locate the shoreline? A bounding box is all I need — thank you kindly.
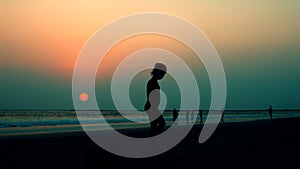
[0,117,299,169]
[0,117,298,139]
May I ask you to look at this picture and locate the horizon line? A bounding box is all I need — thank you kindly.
[0,108,300,111]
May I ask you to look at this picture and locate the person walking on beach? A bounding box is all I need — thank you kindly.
[191,111,195,123]
[173,108,179,125]
[221,108,225,123]
[268,105,273,119]
[199,110,203,123]
[185,111,190,124]
[144,63,167,136]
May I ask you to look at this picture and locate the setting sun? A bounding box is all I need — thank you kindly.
[79,92,89,102]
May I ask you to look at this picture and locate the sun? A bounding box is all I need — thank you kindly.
[80,92,89,102]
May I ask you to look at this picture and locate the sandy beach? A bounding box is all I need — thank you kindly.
[1,118,299,169]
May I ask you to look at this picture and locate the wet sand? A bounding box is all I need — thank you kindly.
[1,118,299,169]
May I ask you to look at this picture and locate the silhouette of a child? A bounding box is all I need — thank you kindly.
[144,63,167,136]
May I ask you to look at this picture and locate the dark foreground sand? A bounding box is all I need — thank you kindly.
[1,118,300,169]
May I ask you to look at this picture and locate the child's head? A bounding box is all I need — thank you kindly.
[151,63,167,80]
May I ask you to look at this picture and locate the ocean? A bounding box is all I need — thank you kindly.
[1,110,300,136]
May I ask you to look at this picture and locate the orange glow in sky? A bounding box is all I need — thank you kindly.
[96,34,199,79]
[0,1,299,109]
[0,1,298,78]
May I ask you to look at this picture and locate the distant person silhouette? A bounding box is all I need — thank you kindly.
[191,111,195,123]
[199,110,203,123]
[221,108,224,123]
[186,111,189,125]
[268,105,273,119]
[144,63,167,136]
[173,108,179,125]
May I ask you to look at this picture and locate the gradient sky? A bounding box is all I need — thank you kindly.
[0,0,299,110]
